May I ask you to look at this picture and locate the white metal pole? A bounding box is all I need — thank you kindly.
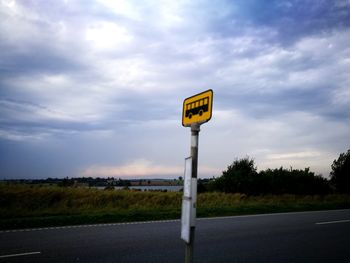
[185,123,200,263]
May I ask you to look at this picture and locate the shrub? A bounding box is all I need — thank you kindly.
[330,149,350,193]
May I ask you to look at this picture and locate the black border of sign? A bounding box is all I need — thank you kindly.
[182,89,213,127]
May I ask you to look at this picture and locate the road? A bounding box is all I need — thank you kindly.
[1,209,350,262]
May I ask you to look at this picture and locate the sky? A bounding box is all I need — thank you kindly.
[1,0,350,179]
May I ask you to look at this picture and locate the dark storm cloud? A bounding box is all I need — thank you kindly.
[217,85,350,122]
[213,0,350,45]
[0,45,84,78]
[0,98,108,141]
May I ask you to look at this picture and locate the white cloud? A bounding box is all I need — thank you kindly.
[0,1,41,47]
[85,21,133,51]
[96,0,142,20]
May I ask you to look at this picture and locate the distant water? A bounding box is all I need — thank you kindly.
[117,186,183,192]
[94,186,183,192]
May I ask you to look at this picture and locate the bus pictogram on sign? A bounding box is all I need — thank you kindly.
[182,89,213,127]
[185,96,209,119]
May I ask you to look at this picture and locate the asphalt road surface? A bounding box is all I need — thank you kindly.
[1,209,350,263]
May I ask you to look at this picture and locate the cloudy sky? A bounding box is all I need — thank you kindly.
[1,0,350,179]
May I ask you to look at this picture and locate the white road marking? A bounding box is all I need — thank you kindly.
[0,251,41,258]
[316,219,350,225]
[1,209,349,233]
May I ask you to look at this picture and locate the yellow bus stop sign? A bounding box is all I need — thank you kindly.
[182,89,213,127]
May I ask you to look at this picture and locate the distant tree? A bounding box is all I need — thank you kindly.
[59,177,74,187]
[214,157,259,194]
[212,157,330,195]
[197,179,208,193]
[330,149,350,193]
[259,167,330,195]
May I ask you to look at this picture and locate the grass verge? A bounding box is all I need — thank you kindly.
[1,184,350,230]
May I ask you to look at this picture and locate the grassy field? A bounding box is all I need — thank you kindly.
[1,184,350,229]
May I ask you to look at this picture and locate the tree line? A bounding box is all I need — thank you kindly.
[198,149,350,195]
